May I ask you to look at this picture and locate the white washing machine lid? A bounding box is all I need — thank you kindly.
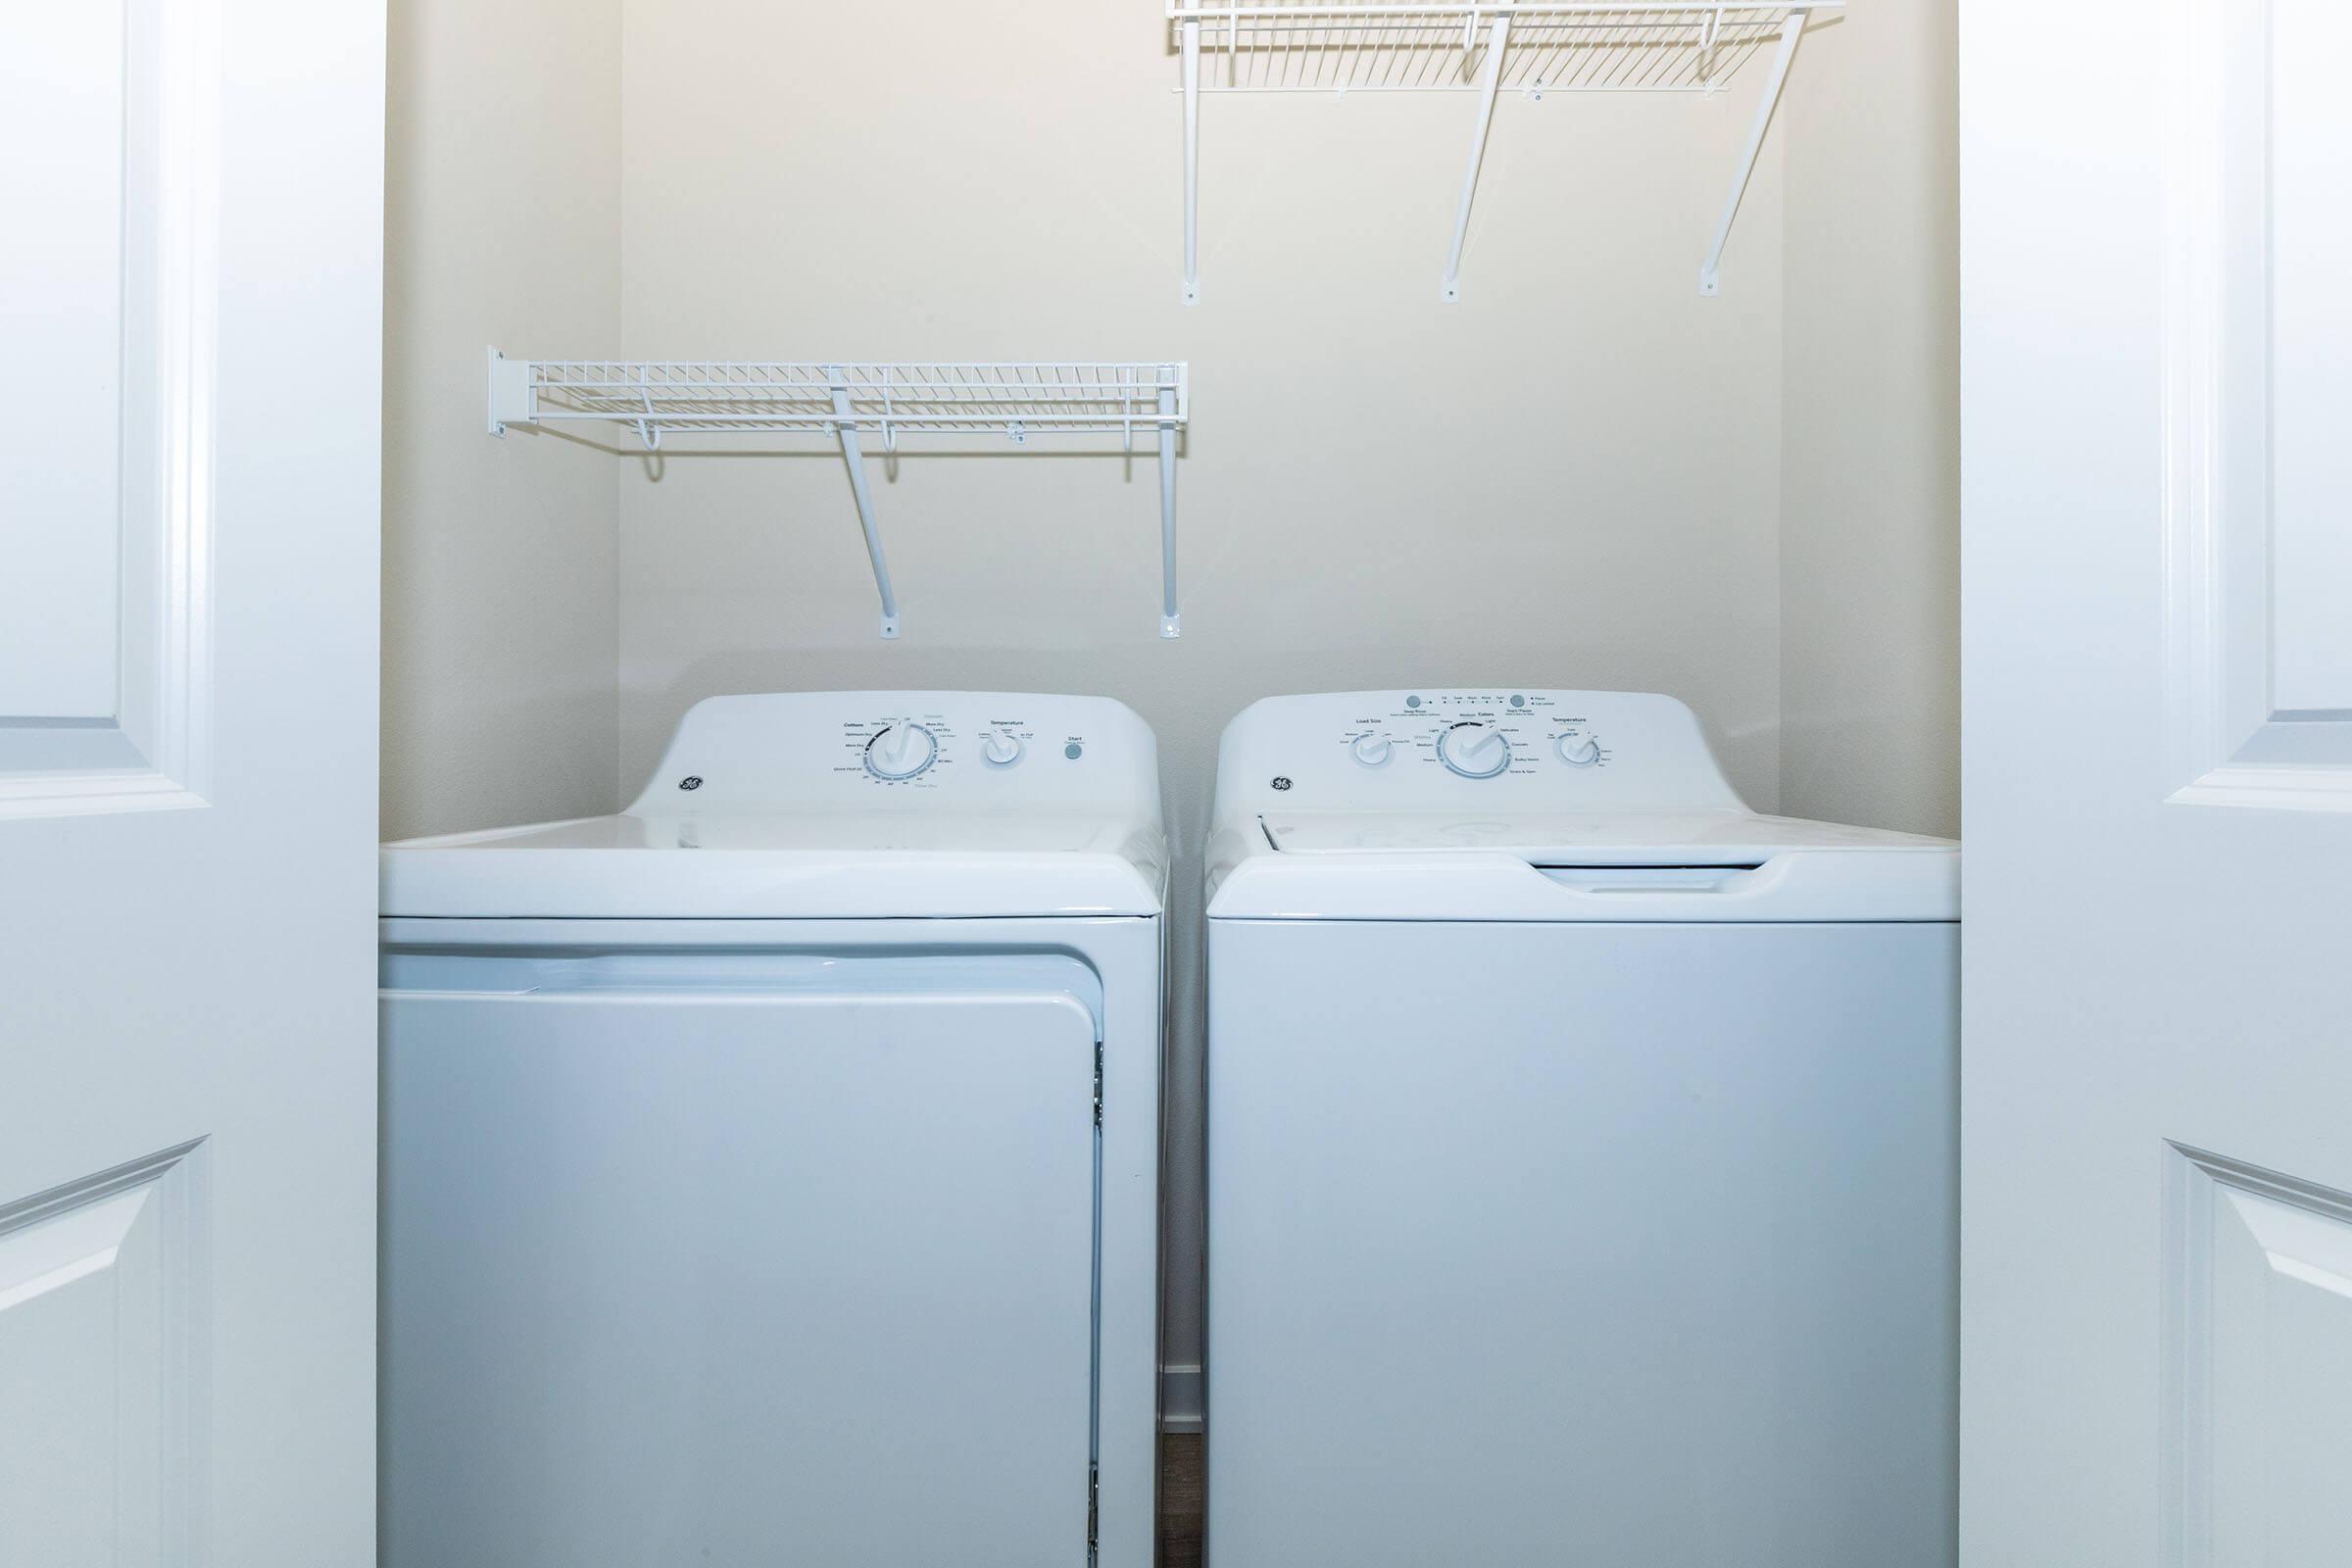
[381,691,1167,919]
[1203,690,1956,923]
[1207,807,1955,922]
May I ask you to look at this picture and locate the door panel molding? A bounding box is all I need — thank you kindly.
[0,1140,207,1568]
[0,0,218,821]
[2161,0,2352,810]
[2163,1144,2352,1566]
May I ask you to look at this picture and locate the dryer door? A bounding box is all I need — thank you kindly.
[381,981,1100,1568]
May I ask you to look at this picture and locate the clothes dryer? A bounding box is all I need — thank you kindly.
[380,692,1164,1568]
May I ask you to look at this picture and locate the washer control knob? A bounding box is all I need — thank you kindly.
[1557,732,1602,767]
[981,730,1024,767]
[1437,720,1512,779]
[864,720,938,780]
[1350,732,1395,767]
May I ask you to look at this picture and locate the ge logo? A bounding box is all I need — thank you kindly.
[678,776,704,791]
[1270,776,1292,791]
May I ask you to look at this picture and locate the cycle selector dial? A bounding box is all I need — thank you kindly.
[1437,720,1512,778]
[980,730,1024,767]
[1557,732,1602,767]
[863,720,938,780]
[1350,732,1395,767]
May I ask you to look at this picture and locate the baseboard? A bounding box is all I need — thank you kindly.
[1159,1363,1203,1433]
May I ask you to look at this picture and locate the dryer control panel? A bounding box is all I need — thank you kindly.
[625,691,1160,814]
[1213,689,1746,818]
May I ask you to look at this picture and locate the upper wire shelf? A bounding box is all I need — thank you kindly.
[1166,2,1841,303]
[488,354,1190,640]
[1168,1,1806,93]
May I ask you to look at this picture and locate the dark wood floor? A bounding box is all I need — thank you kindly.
[1159,1432,1202,1567]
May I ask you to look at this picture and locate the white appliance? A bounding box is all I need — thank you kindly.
[379,692,1165,1568]
[1203,689,1959,1567]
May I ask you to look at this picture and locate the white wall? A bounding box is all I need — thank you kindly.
[612,0,1789,1382]
[381,0,624,841]
[1779,2,1960,837]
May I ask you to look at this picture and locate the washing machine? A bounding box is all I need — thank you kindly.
[1203,689,1959,1568]
[379,692,1164,1568]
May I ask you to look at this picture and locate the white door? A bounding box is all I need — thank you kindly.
[1961,0,2352,1558]
[0,1,383,1563]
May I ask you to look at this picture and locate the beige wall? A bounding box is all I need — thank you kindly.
[612,0,1790,1376]
[1779,3,1961,837]
[381,0,624,840]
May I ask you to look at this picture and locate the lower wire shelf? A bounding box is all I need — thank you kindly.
[487,354,1191,639]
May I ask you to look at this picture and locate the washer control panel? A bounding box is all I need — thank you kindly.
[1216,689,1744,817]
[1340,692,1611,780]
[627,691,1158,812]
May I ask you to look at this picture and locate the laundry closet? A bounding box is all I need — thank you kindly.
[17,0,2352,1557]
[378,0,1959,1558]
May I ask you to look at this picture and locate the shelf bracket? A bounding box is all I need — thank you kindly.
[1180,17,1201,306]
[1699,5,1808,296]
[1440,12,1512,304]
[485,346,533,435]
[1157,364,1181,637]
[827,369,902,639]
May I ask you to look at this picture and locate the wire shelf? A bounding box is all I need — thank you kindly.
[504,361,1189,445]
[1166,2,1840,302]
[488,354,1190,640]
[1167,2,1811,93]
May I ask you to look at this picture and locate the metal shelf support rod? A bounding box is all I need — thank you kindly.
[1698,4,1806,296]
[1157,365,1181,637]
[1440,10,1512,303]
[1181,19,1202,306]
[827,369,902,639]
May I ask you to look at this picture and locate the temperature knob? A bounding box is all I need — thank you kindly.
[1557,732,1602,767]
[981,730,1024,767]
[1437,721,1512,779]
[1350,732,1395,767]
[863,720,938,780]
